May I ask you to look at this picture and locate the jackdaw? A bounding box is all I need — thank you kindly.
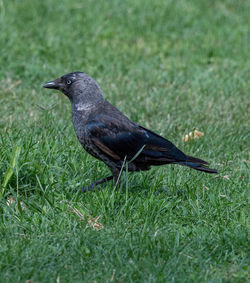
[43,72,217,191]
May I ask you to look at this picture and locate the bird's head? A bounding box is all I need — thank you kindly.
[42,72,103,105]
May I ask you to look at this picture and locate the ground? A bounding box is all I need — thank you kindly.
[0,0,249,282]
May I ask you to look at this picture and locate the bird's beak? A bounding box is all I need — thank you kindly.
[42,80,63,90]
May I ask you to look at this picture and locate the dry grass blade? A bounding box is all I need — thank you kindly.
[71,207,85,220]
[86,215,104,231]
[69,207,104,231]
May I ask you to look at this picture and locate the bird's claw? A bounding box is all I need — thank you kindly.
[80,186,88,193]
[72,186,88,193]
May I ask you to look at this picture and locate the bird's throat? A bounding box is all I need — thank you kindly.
[74,102,93,112]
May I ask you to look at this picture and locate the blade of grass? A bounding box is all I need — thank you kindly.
[1,144,21,197]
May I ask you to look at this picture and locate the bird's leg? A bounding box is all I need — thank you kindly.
[80,166,121,192]
[80,175,113,192]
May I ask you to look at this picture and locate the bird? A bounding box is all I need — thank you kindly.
[42,72,217,191]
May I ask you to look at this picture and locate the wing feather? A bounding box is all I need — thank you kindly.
[87,115,187,165]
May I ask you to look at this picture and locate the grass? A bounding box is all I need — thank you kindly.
[0,0,249,282]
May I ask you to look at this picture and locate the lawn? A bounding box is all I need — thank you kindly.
[0,0,249,282]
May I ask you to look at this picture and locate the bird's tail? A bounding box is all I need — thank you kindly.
[176,155,218,174]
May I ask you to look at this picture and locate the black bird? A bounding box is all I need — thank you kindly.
[43,72,217,191]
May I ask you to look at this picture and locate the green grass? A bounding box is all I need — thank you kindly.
[0,0,249,282]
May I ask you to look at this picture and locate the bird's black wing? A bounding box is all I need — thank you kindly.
[87,115,188,168]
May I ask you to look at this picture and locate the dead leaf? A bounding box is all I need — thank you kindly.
[7,197,16,206]
[184,134,189,142]
[194,130,204,139]
[7,197,26,211]
[184,130,204,142]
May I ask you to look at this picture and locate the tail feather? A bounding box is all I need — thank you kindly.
[176,155,218,174]
[185,162,218,174]
[186,155,209,165]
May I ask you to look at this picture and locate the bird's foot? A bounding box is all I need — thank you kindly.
[79,186,89,193]
[77,175,113,193]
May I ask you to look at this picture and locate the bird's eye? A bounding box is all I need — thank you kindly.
[66,79,72,85]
